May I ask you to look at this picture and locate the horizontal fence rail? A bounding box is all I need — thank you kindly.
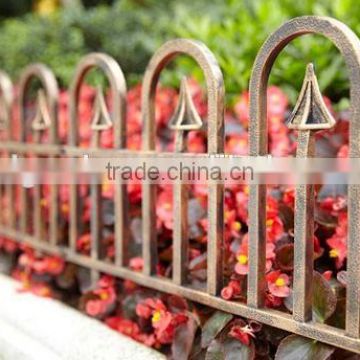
[0,15,360,354]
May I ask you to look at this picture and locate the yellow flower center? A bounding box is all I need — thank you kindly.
[163,203,171,210]
[232,221,241,231]
[329,249,339,258]
[61,204,69,214]
[224,211,231,221]
[152,310,161,324]
[275,277,285,287]
[99,291,109,301]
[237,254,248,265]
[40,198,48,207]
[266,219,274,227]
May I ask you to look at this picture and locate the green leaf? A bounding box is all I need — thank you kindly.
[275,335,335,360]
[201,311,234,349]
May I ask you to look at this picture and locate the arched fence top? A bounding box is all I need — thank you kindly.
[68,52,127,148]
[247,15,360,339]
[18,63,59,143]
[2,17,360,353]
[249,15,360,156]
[0,71,13,137]
[141,38,225,153]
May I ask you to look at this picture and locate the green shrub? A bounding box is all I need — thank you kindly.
[0,0,360,104]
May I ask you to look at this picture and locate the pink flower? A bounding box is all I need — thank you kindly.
[221,285,234,300]
[221,280,242,300]
[266,271,291,298]
[86,300,106,317]
[129,257,144,272]
[234,236,274,275]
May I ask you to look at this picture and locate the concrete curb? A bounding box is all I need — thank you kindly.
[0,274,165,360]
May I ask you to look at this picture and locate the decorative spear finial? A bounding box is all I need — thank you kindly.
[90,86,113,131]
[31,89,52,131]
[168,77,203,131]
[287,63,336,131]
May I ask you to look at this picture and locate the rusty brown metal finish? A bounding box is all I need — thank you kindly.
[2,224,360,353]
[17,64,59,243]
[0,72,15,228]
[0,71,13,134]
[288,63,336,322]
[141,39,225,292]
[248,17,360,339]
[172,129,189,285]
[2,15,360,354]
[68,53,128,271]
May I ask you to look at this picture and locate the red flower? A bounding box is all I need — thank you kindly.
[136,297,188,345]
[266,270,290,298]
[77,233,91,254]
[337,144,349,158]
[267,86,288,117]
[326,212,347,268]
[228,324,255,346]
[156,188,173,230]
[225,134,248,155]
[85,284,116,318]
[221,280,242,300]
[0,237,18,253]
[233,91,250,128]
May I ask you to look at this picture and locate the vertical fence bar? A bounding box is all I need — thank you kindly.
[69,53,127,280]
[142,184,158,276]
[292,132,315,322]
[33,132,42,241]
[18,64,59,242]
[0,71,14,228]
[172,131,189,284]
[141,39,224,287]
[347,184,360,337]
[286,63,335,322]
[114,183,129,267]
[207,183,224,295]
[172,180,189,284]
[248,17,360,318]
[247,184,267,307]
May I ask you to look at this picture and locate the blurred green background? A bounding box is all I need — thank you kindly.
[0,0,359,106]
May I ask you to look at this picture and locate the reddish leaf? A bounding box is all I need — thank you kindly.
[172,316,198,360]
[275,335,334,360]
[189,252,207,271]
[283,272,337,323]
[223,338,255,360]
[205,338,255,360]
[205,339,225,360]
[275,243,294,271]
[313,272,337,323]
[201,311,233,348]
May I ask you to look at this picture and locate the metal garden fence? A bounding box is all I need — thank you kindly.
[0,15,360,354]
